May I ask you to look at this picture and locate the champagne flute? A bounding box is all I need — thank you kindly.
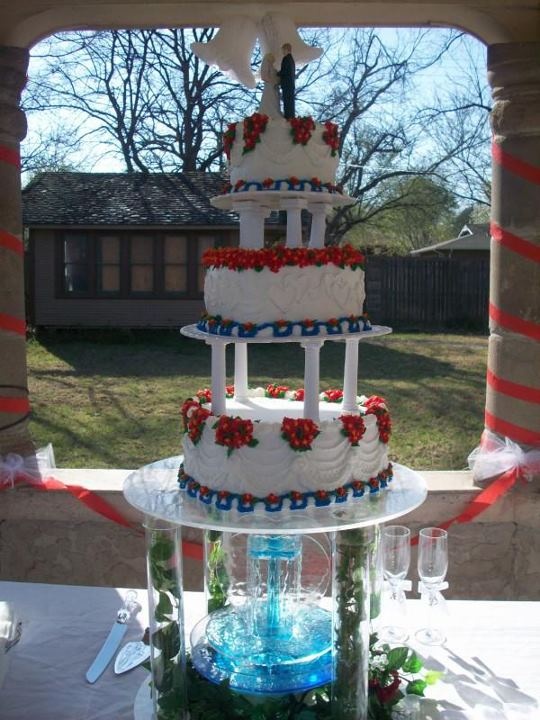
[379,525,411,643]
[415,527,448,645]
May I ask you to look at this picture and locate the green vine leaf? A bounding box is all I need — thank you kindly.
[155,591,173,622]
[402,651,423,674]
[386,647,409,671]
[424,670,444,685]
[406,679,428,696]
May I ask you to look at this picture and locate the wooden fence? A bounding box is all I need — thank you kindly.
[365,255,490,329]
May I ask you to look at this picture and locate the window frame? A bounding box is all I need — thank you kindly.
[56,229,216,300]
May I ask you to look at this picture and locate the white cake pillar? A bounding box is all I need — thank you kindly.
[234,343,249,401]
[233,200,269,249]
[281,198,307,248]
[307,203,329,248]
[342,337,360,413]
[301,339,325,422]
[208,340,228,415]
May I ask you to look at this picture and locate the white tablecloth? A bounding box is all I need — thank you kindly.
[0,581,539,720]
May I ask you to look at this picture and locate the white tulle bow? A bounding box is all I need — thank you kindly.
[0,444,55,489]
[0,453,24,489]
[468,430,540,483]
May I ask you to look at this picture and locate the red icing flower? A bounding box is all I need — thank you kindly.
[339,414,366,446]
[222,122,238,161]
[364,396,392,443]
[266,493,279,505]
[266,383,290,399]
[201,245,365,273]
[292,388,305,401]
[262,177,274,188]
[180,398,200,432]
[288,116,316,145]
[187,407,211,445]
[322,388,343,403]
[322,121,340,156]
[196,388,212,404]
[241,493,254,506]
[225,384,235,398]
[281,417,320,451]
[242,113,269,154]
[213,415,258,456]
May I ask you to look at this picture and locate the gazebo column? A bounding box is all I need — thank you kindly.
[0,46,32,457]
[487,43,540,449]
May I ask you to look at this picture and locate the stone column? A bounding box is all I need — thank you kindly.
[0,46,32,457]
[487,43,540,450]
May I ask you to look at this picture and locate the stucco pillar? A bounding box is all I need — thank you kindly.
[0,46,32,456]
[487,43,540,449]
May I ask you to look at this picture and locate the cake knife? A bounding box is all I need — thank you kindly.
[86,591,139,683]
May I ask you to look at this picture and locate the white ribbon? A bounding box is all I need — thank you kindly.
[383,579,412,606]
[0,453,24,489]
[418,580,449,613]
[0,445,55,489]
[468,430,540,483]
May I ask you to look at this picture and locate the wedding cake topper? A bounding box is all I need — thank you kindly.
[190,12,322,90]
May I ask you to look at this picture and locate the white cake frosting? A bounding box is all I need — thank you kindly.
[228,116,339,187]
[180,390,392,509]
[205,264,365,327]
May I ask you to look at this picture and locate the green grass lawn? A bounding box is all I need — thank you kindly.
[26,330,488,471]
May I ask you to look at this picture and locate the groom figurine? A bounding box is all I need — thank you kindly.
[278,43,295,119]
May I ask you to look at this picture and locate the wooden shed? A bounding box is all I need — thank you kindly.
[23,172,283,328]
[409,223,490,259]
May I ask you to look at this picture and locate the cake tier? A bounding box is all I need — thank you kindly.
[225,115,339,190]
[179,391,392,512]
[201,245,366,338]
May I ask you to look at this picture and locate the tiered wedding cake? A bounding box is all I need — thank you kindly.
[179,24,393,513]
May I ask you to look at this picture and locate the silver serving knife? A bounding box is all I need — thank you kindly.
[86,591,139,684]
[114,640,151,674]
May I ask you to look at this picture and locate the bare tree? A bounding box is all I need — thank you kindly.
[23,27,490,247]
[24,28,253,173]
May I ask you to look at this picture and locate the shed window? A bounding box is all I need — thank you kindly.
[58,231,216,299]
[130,236,155,293]
[164,235,187,292]
[97,236,120,293]
[63,235,90,293]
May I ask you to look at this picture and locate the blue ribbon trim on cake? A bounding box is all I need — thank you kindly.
[177,464,393,513]
[223,179,344,195]
[197,315,372,338]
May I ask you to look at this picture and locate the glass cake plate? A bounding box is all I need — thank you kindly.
[123,457,427,535]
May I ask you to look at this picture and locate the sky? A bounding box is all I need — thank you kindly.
[22,26,489,181]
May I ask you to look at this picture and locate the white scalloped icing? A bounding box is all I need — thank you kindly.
[181,402,388,497]
[204,264,365,325]
[229,117,339,185]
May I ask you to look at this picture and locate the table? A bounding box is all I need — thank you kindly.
[0,581,539,719]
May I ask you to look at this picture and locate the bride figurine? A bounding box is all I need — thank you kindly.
[258,53,281,118]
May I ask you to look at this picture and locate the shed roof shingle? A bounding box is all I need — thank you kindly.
[22,171,238,227]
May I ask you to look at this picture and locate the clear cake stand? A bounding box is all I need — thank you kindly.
[124,459,427,720]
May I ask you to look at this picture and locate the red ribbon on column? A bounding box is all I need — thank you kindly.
[411,468,521,545]
[0,468,203,561]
